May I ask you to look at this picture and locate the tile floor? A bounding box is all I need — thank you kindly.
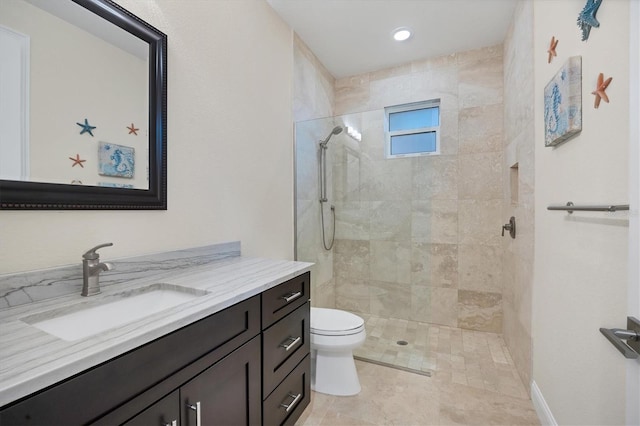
[297,315,540,425]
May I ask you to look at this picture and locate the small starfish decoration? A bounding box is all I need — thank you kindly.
[69,154,86,168]
[592,73,613,108]
[577,0,602,41]
[76,118,96,137]
[547,36,559,63]
[127,123,139,135]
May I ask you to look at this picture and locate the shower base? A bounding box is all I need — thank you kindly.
[353,314,528,398]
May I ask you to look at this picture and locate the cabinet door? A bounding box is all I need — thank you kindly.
[181,336,261,426]
[124,390,180,426]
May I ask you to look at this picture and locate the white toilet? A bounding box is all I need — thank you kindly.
[310,307,366,396]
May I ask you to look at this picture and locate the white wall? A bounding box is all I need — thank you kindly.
[0,0,295,274]
[532,1,630,424]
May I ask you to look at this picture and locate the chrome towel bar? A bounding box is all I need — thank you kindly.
[547,201,630,214]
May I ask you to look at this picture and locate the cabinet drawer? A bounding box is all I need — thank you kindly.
[261,272,310,328]
[262,302,310,397]
[263,355,310,426]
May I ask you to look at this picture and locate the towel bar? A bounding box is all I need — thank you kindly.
[547,201,629,214]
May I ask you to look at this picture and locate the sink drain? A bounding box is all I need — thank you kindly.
[396,340,408,346]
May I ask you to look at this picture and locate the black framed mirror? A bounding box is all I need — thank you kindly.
[0,0,167,209]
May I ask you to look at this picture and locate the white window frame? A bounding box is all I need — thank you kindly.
[384,99,440,159]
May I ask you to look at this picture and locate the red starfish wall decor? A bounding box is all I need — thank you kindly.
[127,123,139,135]
[592,72,612,108]
[547,36,559,63]
[69,154,86,168]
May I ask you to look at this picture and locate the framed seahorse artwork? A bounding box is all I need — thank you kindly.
[98,142,135,178]
[544,56,582,147]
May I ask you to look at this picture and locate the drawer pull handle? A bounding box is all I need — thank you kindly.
[162,421,177,426]
[280,392,302,412]
[186,401,201,426]
[279,336,302,351]
[281,291,302,303]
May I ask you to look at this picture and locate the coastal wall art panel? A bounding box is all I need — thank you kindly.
[544,56,582,147]
[98,142,135,178]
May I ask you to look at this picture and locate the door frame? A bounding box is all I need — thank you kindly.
[628,1,640,424]
[0,25,29,181]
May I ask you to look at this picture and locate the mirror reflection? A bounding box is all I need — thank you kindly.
[0,0,150,190]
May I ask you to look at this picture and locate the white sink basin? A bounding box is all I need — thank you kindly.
[21,284,208,341]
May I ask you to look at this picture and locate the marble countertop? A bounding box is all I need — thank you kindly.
[0,255,312,407]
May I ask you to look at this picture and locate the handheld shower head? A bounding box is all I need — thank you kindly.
[319,126,343,147]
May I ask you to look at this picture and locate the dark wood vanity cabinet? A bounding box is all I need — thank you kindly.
[0,272,311,426]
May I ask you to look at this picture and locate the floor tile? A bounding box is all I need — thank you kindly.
[297,315,539,426]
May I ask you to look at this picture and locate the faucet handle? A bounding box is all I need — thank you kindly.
[83,243,113,260]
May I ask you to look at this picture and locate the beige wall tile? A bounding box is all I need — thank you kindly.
[411,67,459,102]
[458,244,503,292]
[370,280,411,320]
[457,45,503,65]
[459,104,504,154]
[370,240,411,284]
[412,53,457,72]
[334,201,371,240]
[312,278,336,309]
[440,108,460,155]
[458,152,503,200]
[410,285,431,322]
[412,156,458,200]
[370,200,412,241]
[458,199,503,246]
[412,200,458,244]
[370,63,413,81]
[362,158,413,201]
[369,74,414,110]
[458,56,504,109]
[335,277,370,315]
[335,75,371,115]
[458,290,503,332]
[430,287,459,327]
[293,35,335,122]
[334,239,370,279]
[411,242,458,288]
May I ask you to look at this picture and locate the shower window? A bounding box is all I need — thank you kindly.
[385,100,440,158]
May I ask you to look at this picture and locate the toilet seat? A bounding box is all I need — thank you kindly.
[311,307,365,336]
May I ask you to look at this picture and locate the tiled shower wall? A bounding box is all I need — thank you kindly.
[502,0,534,391]
[293,35,338,309]
[332,46,506,332]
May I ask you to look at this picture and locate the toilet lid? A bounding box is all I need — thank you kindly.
[311,307,364,335]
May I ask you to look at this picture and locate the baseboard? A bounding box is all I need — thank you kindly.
[531,381,558,426]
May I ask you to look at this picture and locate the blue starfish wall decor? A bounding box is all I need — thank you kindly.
[577,0,602,41]
[76,118,96,136]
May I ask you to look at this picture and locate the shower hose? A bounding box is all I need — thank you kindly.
[321,202,335,250]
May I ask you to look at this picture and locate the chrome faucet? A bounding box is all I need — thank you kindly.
[82,243,114,296]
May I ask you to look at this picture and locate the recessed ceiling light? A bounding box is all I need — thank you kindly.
[392,27,412,41]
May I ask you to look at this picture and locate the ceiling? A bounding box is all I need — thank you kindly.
[267,0,518,79]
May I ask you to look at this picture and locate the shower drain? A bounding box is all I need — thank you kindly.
[396,340,409,346]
